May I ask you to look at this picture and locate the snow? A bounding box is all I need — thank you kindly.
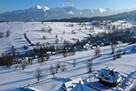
[68,11,74,15]
[80,12,83,14]
[0,21,136,91]
[62,78,84,91]
[0,21,107,55]
[72,84,92,91]
[99,8,106,13]
[0,37,12,54]
[91,10,94,13]
[0,6,124,21]
[22,87,41,91]
[36,5,43,9]
[32,5,50,11]
[43,6,50,11]
[98,68,122,83]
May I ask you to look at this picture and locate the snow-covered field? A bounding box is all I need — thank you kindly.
[0,21,136,91]
[0,22,105,55]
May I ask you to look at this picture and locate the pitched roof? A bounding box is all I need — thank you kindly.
[98,68,122,83]
[72,84,91,91]
[62,78,84,91]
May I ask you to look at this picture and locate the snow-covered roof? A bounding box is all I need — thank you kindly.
[72,84,91,91]
[22,87,40,91]
[98,68,122,83]
[62,78,84,91]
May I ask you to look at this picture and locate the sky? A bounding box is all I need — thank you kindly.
[0,0,136,13]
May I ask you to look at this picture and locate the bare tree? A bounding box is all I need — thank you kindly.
[73,59,76,67]
[46,53,50,61]
[21,63,26,70]
[35,68,43,82]
[63,31,65,34]
[38,51,45,65]
[0,52,13,67]
[50,65,55,77]
[12,46,16,58]
[87,59,93,72]
[6,31,10,37]
[43,36,46,40]
[94,46,101,57]
[55,62,61,73]
[55,35,58,39]
[48,26,52,33]
[55,39,59,44]
[40,54,45,65]
[61,63,66,71]
[111,43,116,54]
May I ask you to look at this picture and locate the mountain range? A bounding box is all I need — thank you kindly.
[0,5,135,21]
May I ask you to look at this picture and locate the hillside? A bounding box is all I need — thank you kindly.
[0,21,136,91]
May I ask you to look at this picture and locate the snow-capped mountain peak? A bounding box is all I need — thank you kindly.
[35,5,43,9]
[91,10,94,13]
[68,11,74,15]
[0,5,127,21]
[32,5,50,10]
[43,6,50,10]
[99,8,106,13]
[31,5,50,12]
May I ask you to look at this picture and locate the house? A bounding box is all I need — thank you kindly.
[83,43,90,50]
[21,87,40,91]
[98,67,122,87]
[61,78,84,91]
[18,57,29,64]
[71,84,92,91]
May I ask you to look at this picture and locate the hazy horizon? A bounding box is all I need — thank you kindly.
[1,0,136,13]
